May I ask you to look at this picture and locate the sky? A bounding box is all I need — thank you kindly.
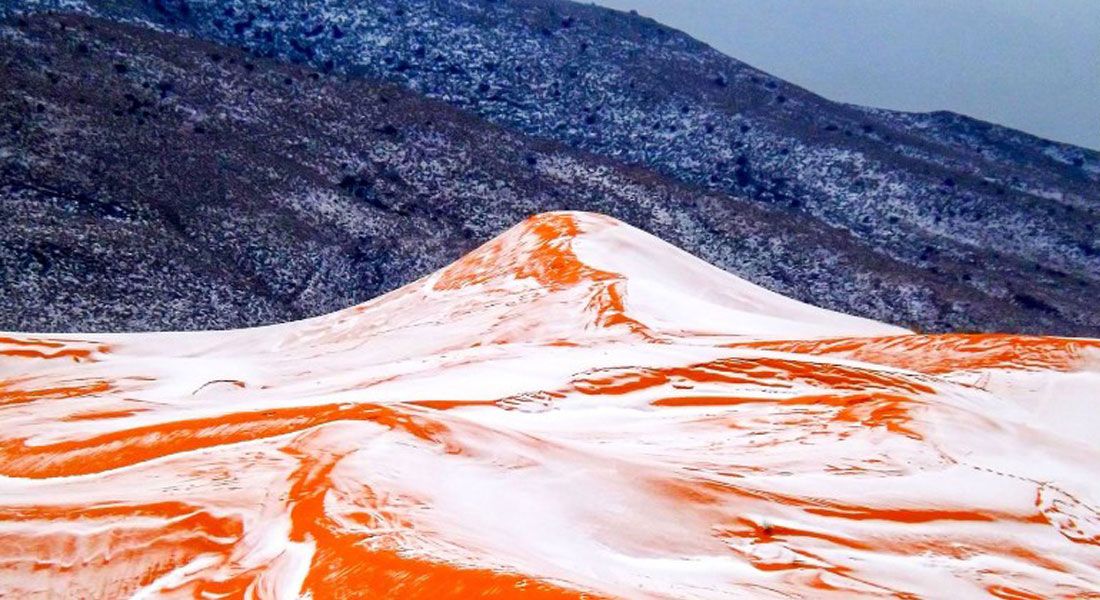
[589,0,1100,150]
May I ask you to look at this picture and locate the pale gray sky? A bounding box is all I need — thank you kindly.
[590,0,1100,150]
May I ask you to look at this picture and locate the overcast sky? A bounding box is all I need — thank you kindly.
[590,0,1099,150]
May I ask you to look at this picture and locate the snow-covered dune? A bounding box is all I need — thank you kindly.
[1,212,1097,598]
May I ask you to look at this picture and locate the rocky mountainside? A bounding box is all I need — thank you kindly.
[2,212,1098,597]
[0,13,967,332]
[2,1,1099,334]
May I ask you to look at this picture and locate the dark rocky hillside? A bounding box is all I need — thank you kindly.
[1,1,1098,335]
[4,13,1088,334]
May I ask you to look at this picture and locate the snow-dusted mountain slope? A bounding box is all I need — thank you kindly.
[1,212,1098,598]
[2,12,1023,336]
[3,6,1100,335]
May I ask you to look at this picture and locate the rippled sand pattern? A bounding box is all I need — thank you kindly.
[1,213,1097,598]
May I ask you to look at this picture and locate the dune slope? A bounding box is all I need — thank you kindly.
[1,212,1098,598]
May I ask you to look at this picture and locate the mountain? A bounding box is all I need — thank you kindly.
[2,11,1099,336]
[3,12,1087,335]
[4,0,1100,337]
[1,212,1098,598]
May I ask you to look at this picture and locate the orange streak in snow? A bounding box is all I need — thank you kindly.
[0,379,112,406]
[737,334,1100,374]
[651,395,764,407]
[0,501,243,598]
[60,408,145,421]
[720,516,872,551]
[0,336,108,362]
[987,585,1046,600]
[281,444,602,599]
[652,391,923,441]
[576,357,934,396]
[0,403,452,479]
[0,348,94,361]
[804,506,1001,524]
[434,213,653,338]
[0,336,67,348]
[405,400,498,410]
